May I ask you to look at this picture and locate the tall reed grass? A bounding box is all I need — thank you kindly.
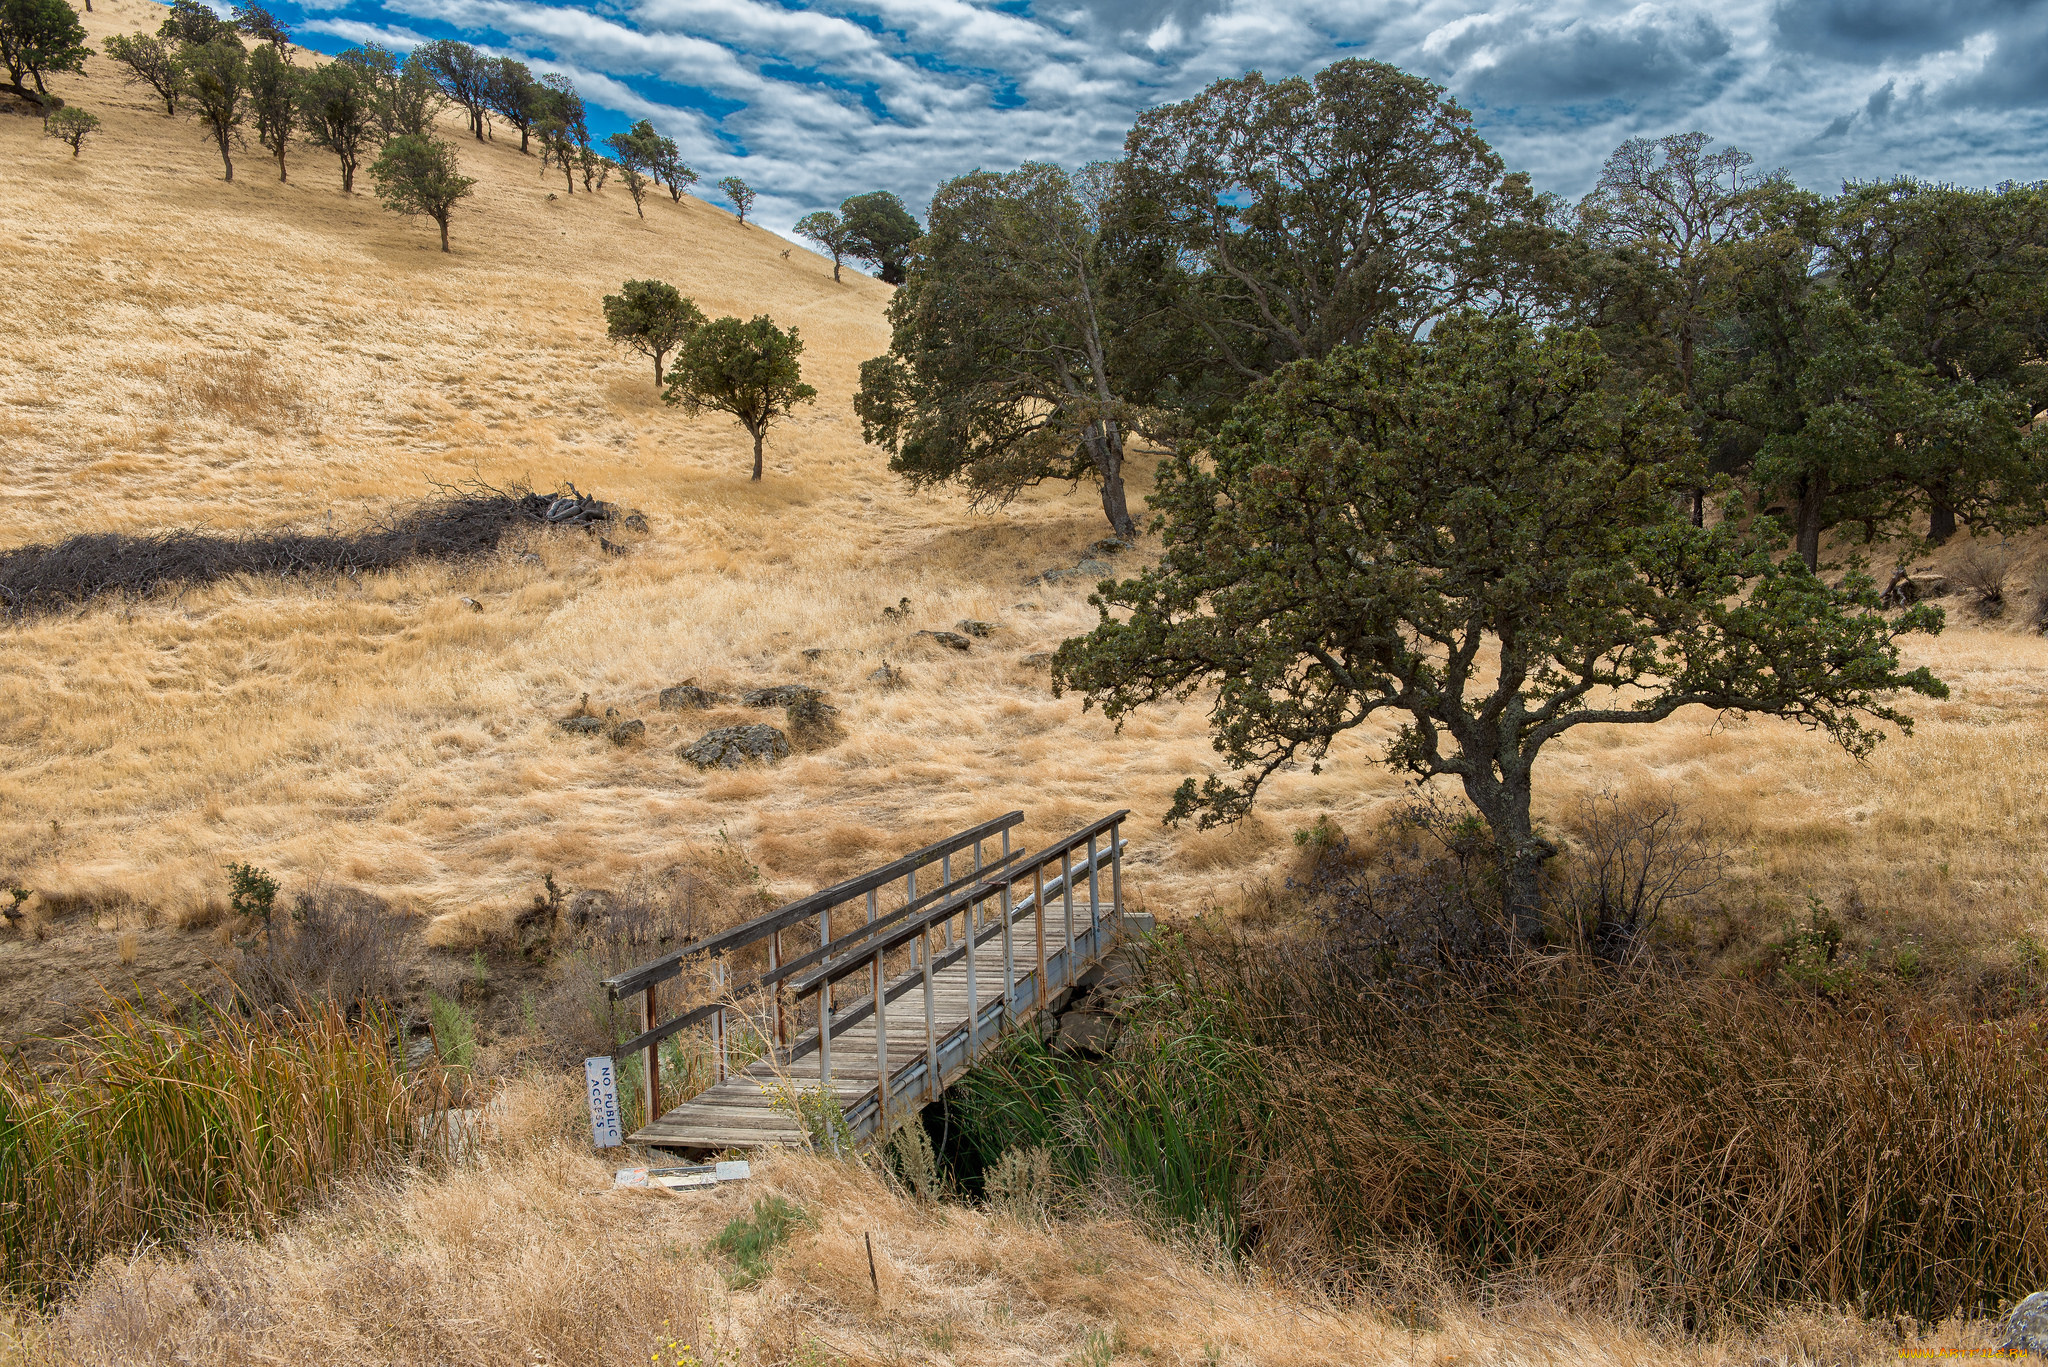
[0,999,444,1302]
[952,931,2048,1327]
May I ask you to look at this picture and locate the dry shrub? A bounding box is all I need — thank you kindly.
[0,483,607,619]
[229,884,408,1016]
[1140,932,2048,1326]
[0,998,446,1303]
[1553,789,1732,963]
[160,352,312,433]
[1951,539,2016,611]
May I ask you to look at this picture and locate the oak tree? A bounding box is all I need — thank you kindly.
[488,56,542,153]
[42,102,95,154]
[298,53,374,192]
[179,36,249,181]
[603,279,705,386]
[103,32,179,114]
[0,0,90,101]
[718,175,753,225]
[369,132,475,251]
[156,0,230,46]
[663,315,817,480]
[855,162,1141,538]
[839,190,918,284]
[1053,316,1947,944]
[794,209,851,281]
[246,41,297,181]
[415,38,488,141]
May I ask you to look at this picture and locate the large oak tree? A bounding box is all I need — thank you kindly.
[1054,316,1947,944]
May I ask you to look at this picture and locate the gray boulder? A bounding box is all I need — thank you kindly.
[558,715,605,736]
[1073,557,1113,577]
[786,695,842,746]
[915,630,971,652]
[1019,652,1053,669]
[2005,1291,2048,1355]
[955,619,996,638]
[868,664,904,687]
[680,724,790,769]
[742,684,820,708]
[607,718,645,745]
[658,682,726,710]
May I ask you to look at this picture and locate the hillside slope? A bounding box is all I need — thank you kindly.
[5,2,2048,993]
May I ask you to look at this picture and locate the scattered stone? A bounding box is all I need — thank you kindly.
[680,724,790,769]
[1020,652,1054,669]
[868,663,904,687]
[955,619,995,638]
[915,630,971,652]
[742,684,821,708]
[658,682,727,710]
[881,597,912,620]
[607,717,645,745]
[1089,537,1131,556]
[1074,557,1113,577]
[459,596,483,612]
[558,715,605,736]
[2003,1291,2048,1355]
[518,552,545,567]
[598,537,627,556]
[1012,602,1042,612]
[622,511,650,533]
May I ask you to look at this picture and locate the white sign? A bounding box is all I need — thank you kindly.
[585,1057,624,1148]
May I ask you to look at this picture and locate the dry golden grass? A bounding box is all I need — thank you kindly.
[5,6,2048,972]
[0,1078,2008,1365]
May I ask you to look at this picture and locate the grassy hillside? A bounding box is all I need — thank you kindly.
[5,3,2048,995]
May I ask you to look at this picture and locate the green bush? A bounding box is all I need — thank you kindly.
[225,861,279,923]
[711,1195,807,1287]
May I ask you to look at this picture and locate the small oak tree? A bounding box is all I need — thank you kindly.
[103,32,179,115]
[414,38,488,141]
[603,279,705,387]
[487,56,542,153]
[0,0,90,102]
[718,175,753,225]
[298,54,373,192]
[246,42,297,182]
[534,74,584,194]
[179,36,249,182]
[370,132,475,252]
[42,102,96,154]
[794,209,852,281]
[157,0,230,45]
[839,190,919,285]
[1053,316,1948,945]
[651,134,694,202]
[663,315,817,480]
[231,3,288,48]
[603,130,651,217]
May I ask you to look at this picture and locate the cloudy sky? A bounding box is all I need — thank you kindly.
[263,0,2048,235]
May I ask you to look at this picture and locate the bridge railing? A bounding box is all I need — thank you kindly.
[602,808,1128,1138]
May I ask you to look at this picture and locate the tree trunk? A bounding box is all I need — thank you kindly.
[1928,489,1956,544]
[1795,473,1825,570]
[652,353,664,389]
[438,215,450,252]
[1091,426,1138,540]
[1465,773,1550,947]
[518,127,529,154]
[276,145,287,183]
[751,430,765,481]
[218,135,234,182]
[1690,487,1705,528]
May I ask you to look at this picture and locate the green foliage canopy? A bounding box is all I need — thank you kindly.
[793,209,851,281]
[838,190,918,285]
[42,102,96,154]
[603,279,706,387]
[103,32,179,115]
[369,132,476,252]
[178,36,249,181]
[297,53,374,192]
[0,0,90,99]
[855,161,1141,538]
[246,42,297,182]
[1053,316,1948,943]
[718,175,754,224]
[663,315,817,480]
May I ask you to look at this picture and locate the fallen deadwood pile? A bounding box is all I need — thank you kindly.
[0,482,617,619]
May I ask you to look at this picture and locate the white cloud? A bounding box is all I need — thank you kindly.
[307,0,2048,233]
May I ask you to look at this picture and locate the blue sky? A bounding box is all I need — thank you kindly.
[225,0,2048,237]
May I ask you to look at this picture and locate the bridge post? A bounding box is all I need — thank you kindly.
[1061,848,1074,978]
[770,929,785,1052]
[1111,820,1124,925]
[922,923,937,1100]
[641,981,659,1126]
[1033,864,1047,1011]
[1087,834,1100,934]
[713,960,727,1083]
[1000,882,1015,1029]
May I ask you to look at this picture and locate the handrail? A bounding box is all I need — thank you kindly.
[604,810,1023,997]
[609,807,1128,1146]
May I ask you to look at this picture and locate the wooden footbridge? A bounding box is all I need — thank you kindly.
[604,810,1130,1154]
